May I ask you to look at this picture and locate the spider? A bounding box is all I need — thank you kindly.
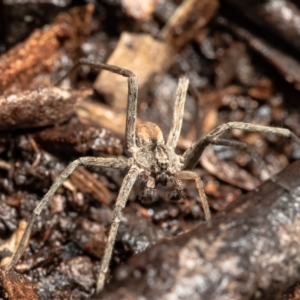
[4,58,300,295]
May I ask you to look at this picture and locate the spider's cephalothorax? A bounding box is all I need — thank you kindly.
[7,59,300,296]
[132,122,184,203]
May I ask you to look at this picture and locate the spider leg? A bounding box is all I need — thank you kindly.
[178,170,211,221]
[167,76,189,148]
[4,157,128,271]
[96,166,139,294]
[56,58,138,150]
[183,122,300,170]
[209,138,272,178]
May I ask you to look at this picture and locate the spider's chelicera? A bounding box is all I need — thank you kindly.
[4,58,300,295]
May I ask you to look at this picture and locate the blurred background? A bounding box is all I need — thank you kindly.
[1,0,300,299]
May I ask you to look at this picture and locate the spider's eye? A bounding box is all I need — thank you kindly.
[158,161,168,170]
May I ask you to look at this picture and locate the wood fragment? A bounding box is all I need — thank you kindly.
[98,160,300,300]
[0,23,72,94]
[0,4,94,95]
[94,0,219,109]
[121,0,158,20]
[159,0,219,48]
[93,32,176,109]
[70,167,113,206]
[0,269,39,300]
[200,146,260,190]
[0,221,29,267]
[218,16,300,90]
[223,0,300,52]
[34,117,123,156]
[0,87,81,131]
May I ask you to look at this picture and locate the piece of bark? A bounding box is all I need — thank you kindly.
[94,0,219,109]
[121,0,158,20]
[34,118,123,156]
[96,160,300,300]
[217,17,300,90]
[214,42,254,88]
[0,269,39,300]
[159,0,219,48]
[0,221,28,268]
[0,87,81,131]
[0,22,70,95]
[93,32,177,110]
[0,4,94,95]
[71,218,107,259]
[0,1,70,52]
[222,0,300,53]
[200,146,260,190]
[77,100,129,137]
[247,77,273,101]
[154,0,176,23]
[70,166,114,206]
[283,282,300,300]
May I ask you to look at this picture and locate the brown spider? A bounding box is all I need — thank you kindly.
[4,58,300,295]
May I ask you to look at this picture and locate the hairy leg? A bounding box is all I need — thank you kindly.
[167,76,189,148]
[4,157,128,271]
[96,166,139,293]
[183,122,300,170]
[179,170,211,221]
[56,58,138,150]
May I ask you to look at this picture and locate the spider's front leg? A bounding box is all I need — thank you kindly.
[57,58,138,150]
[163,76,211,220]
[55,59,141,293]
[183,122,300,170]
[3,157,128,273]
[179,122,300,220]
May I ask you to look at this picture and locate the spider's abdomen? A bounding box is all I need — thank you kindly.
[136,122,164,147]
